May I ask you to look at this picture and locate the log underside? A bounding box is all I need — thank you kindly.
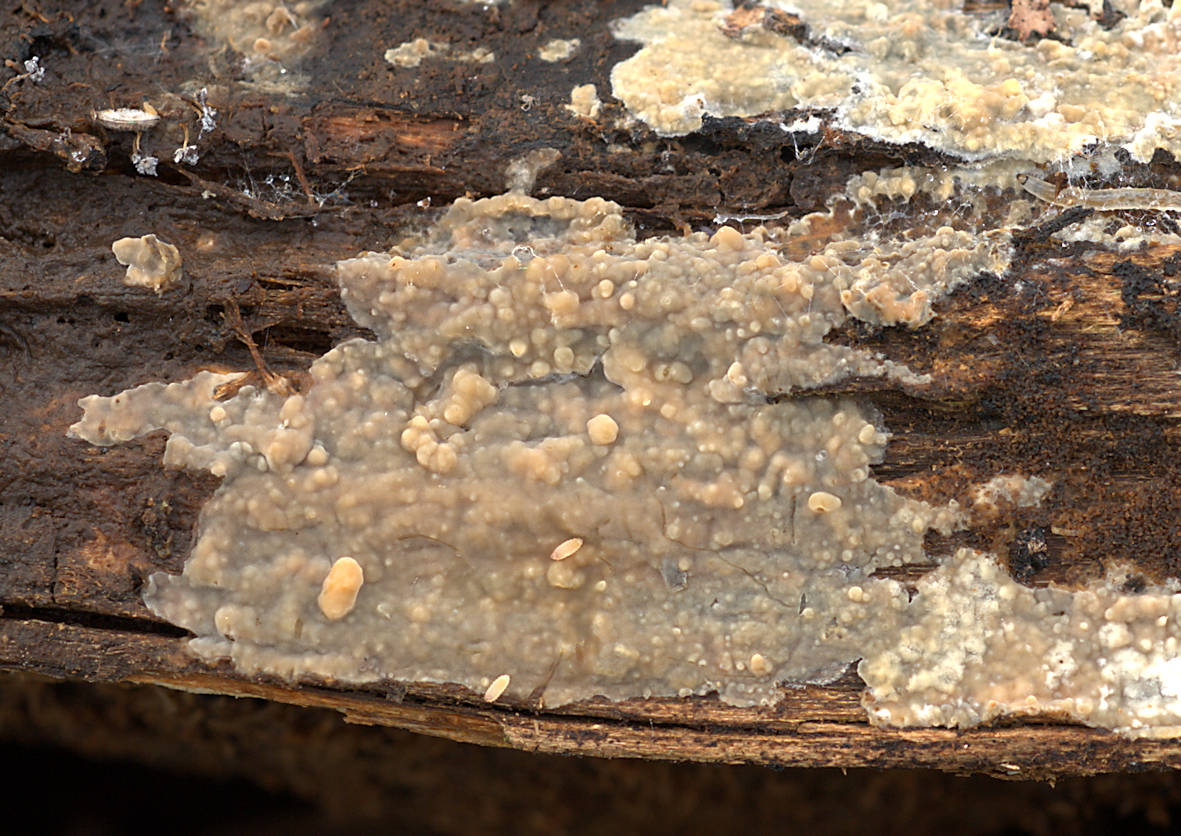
[5,0,1181,783]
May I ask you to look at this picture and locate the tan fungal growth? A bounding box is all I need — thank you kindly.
[971,473,1053,517]
[483,673,511,703]
[72,188,978,707]
[859,551,1181,739]
[539,38,580,62]
[70,183,1181,734]
[318,556,364,621]
[550,537,584,562]
[111,235,184,295]
[609,0,1181,163]
[179,1,324,82]
[567,84,602,119]
[384,38,496,68]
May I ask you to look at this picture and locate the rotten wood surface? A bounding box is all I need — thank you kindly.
[4,0,1181,782]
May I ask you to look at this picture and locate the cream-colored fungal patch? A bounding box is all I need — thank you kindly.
[566,84,602,120]
[318,556,364,620]
[71,190,975,707]
[1051,214,1181,253]
[971,474,1052,516]
[179,1,324,81]
[609,0,1181,162]
[112,235,185,295]
[769,188,1012,330]
[504,148,561,194]
[860,550,1181,738]
[539,38,580,62]
[75,188,1181,735]
[384,38,495,69]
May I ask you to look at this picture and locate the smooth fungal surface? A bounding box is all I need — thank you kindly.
[609,0,1181,162]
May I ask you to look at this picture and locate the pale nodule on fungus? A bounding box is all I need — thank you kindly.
[111,234,185,295]
[807,491,842,514]
[585,414,619,446]
[318,556,364,621]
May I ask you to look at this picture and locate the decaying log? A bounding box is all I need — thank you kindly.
[6,0,1181,785]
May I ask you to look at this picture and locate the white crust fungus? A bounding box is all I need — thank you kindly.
[111,235,185,295]
[609,0,1181,163]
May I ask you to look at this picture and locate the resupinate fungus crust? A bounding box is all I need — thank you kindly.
[64,0,1181,738]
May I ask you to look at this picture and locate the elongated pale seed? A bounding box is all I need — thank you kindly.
[484,673,511,702]
[550,537,584,561]
[318,556,364,620]
[94,107,160,132]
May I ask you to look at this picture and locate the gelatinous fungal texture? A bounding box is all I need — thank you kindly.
[70,192,975,707]
[610,0,1181,162]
